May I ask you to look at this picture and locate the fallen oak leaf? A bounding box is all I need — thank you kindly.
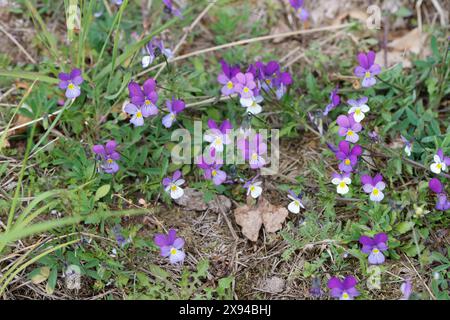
[234,196,288,242]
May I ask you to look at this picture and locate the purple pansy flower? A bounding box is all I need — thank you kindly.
[289,0,309,21]
[162,98,185,128]
[197,156,227,186]
[323,87,340,116]
[244,176,263,198]
[328,275,359,300]
[233,72,257,99]
[92,140,120,174]
[271,70,292,100]
[354,51,381,87]
[142,37,173,68]
[162,0,183,18]
[335,141,362,173]
[336,114,362,143]
[204,119,233,153]
[348,96,370,122]
[361,173,385,202]
[162,170,185,199]
[217,60,240,96]
[429,178,450,211]
[359,232,389,265]
[112,225,131,247]
[430,148,450,174]
[58,68,84,99]
[154,229,185,264]
[237,133,267,169]
[124,79,158,126]
[287,190,305,214]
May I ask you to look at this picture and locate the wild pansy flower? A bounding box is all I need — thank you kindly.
[253,60,291,98]
[335,141,362,173]
[368,130,379,142]
[142,37,173,68]
[289,0,309,21]
[272,71,292,100]
[323,87,340,116]
[331,172,351,195]
[204,119,232,153]
[354,51,381,87]
[309,277,323,298]
[430,148,450,174]
[429,178,450,211]
[238,133,267,169]
[58,68,84,99]
[240,95,263,115]
[92,140,120,174]
[162,98,185,128]
[217,60,240,96]
[348,96,370,122]
[359,232,388,265]
[328,275,359,300]
[337,114,362,143]
[112,225,131,247]
[400,279,412,300]
[162,0,182,18]
[287,190,305,214]
[401,135,413,156]
[197,156,227,186]
[244,178,263,199]
[154,229,185,264]
[124,79,158,126]
[162,170,185,199]
[233,72,257,99]
[361,173,385,202]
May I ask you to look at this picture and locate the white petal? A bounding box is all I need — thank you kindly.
[360,104,370,112]
[353,111,365,123]
[174,179,185,186]
[170,186,184,199]
[247,104,262,115]
[288,201,300,214]
[337,184,349,194]
[343,177,352,185]
[430,163,441,174]
[250,185,262,198]
[331,178,341,185]
[142,55,151,68]
[240,97,253,107]
[433,155,441,163]
[370,190,384,202]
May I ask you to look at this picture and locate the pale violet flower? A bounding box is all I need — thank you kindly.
[240,95,263,115]
[361,173,385,202]
[430,148,450,174]
[287,190,305,214]
[331,173,351,195]
[162,170,185,199]
[204,119,232,153]
[348,97,370,123]
[244,179,262,199]
[401,135,412,156]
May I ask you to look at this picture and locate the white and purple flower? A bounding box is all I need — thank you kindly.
[348,96,370,123]
[335,141,362,173]
[124,79,159,126]
[361,173,385,202]
[92,140,120,174]
[336,114,362,143]
[58,68,84,99]
[354,51,381,88]
[162,97,185,128]
[197,156,227,186]
[328,275,359,300]
[204,119,232,153]
[430,148,450,174]
[244,178,262,199]
[287,190,305,214]
[162,170,185,199]
[429,178,450,211]
[331,172,351,195]
[359,232,389,265]
[217,60,240,96]
[154,229,185,264]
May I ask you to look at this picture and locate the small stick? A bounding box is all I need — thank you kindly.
[0,22,37,64]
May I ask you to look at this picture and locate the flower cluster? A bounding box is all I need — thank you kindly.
[217,59,292,115]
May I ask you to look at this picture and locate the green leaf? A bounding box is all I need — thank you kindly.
[395,221,414,235]
[94,184,111,201]
[31,267,50,284]
[46,268,58,295]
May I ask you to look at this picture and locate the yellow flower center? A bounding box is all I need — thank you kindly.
[347,130,354,136]
[373,188,379,195]
[373,248,379,254]
[68,83,75,89]
[339,181,346,188]
[250,186,255,192]
[355,109,361,115]
[145,99,151,105]
[227,81,233,89]
[342,292,349,299]
[344,159,351,165]
[294,201,299,207]
[437,163,442,169]
[243,87,250,93]
[364,71,371,78]
[107,159,113,164]
[170,248,177,255]
[265,79,271,85]
[170,185,177,191]
[212,170,217,177]
[136,111,142,118]
[251,153,258,161]
[215,137,222,145]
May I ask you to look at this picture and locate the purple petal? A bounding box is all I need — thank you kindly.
[338,140,350,155]
[143,78,156,95]
[374,232,388,245]
[327,277,343,290]
[92,145,106,155]
[351,145,363,156]
[58,72,70,81]
[167,229,177,245]
[357,52,369,69]
[336,115,350,128]
[429,178,443,194]
[128,82,144,105]
[366,51,376,67]
[172,170,182,181]
[360,174,372,186]
[70,68,82,79]
[105,140,117,154]
[342,276,357,290]
[173,237,184,249]
[220,119,233,133]
[359,235,374,246]
[154,234,169,247]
